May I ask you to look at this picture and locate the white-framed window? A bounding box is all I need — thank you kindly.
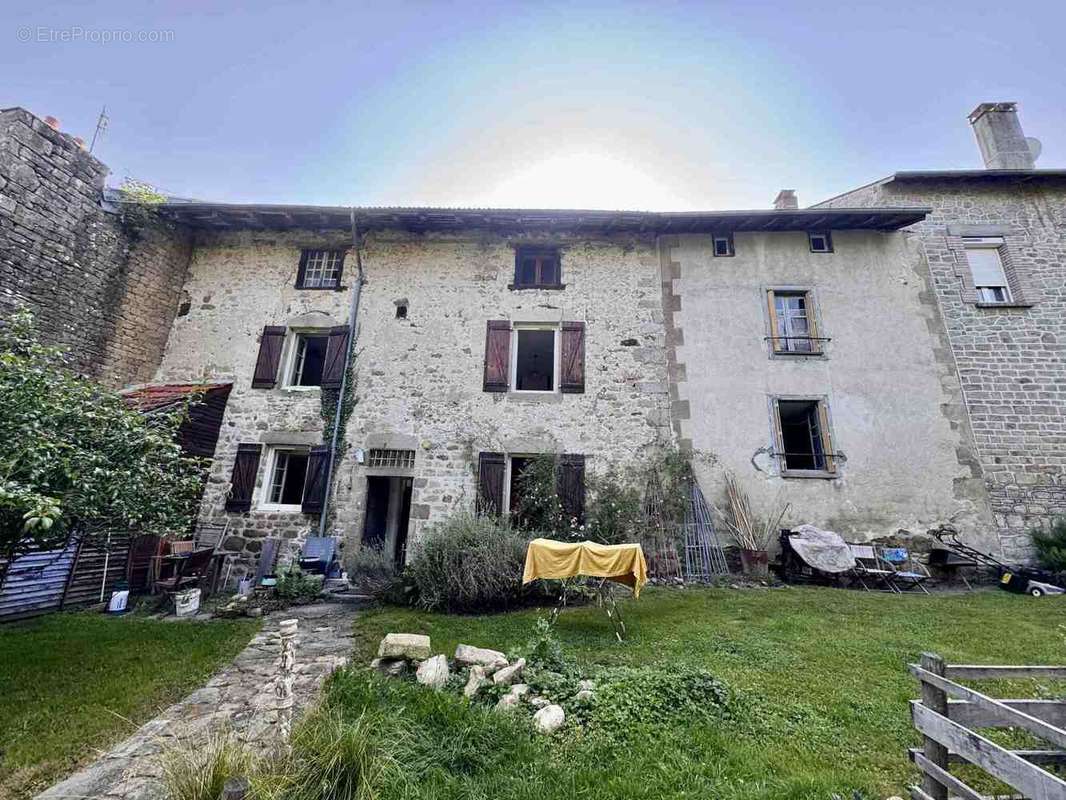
[259,446,311,511]
[286,333,329,387]
[510,323,559,393]
[297,250,344,289]
[963,237,1012,303]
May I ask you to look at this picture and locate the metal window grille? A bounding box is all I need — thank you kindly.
[367,449,415,469]
[303,250,342,288]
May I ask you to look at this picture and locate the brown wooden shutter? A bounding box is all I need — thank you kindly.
[251,326,287,388]
[766,291,781,354]
[320,325,350,388]
[771,398,786,470]
[557,454,586,524]
[483,321,511,392]
[294,250,310,288]
[225,444,262,512]
[477,452,506,515]
[817,403,836,474]
[560,321,585,393]
[806,294,822,354]
[301,445,332,514]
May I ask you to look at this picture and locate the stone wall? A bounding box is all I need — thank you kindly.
[154,227,673,572]
[0,107,191,387]
[663,229,996,550]
[820,177,1066,559]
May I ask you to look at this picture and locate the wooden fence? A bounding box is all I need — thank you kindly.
[909,652,1066,800]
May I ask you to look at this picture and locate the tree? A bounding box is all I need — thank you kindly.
[0,307,205,576]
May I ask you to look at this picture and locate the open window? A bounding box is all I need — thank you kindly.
[261,447,310,510]
[766,290,823,355]
[476,452,585,524]
[772,398,837,476]
[963,237,1013,303]
[513,327,557,392]
[483,320,584,393]
[287,333,329,386]
[512,246,562,289]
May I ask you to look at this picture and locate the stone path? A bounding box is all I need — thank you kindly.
[37,603,355,800]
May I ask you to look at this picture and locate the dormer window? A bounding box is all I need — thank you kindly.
[808,232,833,253]
[512,246,562,289]
[296,250,344,290]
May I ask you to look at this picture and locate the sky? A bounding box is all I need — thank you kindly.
[3,1,1065,211]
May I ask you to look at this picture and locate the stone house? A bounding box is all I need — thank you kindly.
[818,102,1066,560]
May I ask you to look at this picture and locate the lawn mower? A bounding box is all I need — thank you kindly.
[932,527,1064,597]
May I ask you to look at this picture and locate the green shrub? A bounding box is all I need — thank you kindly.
[345,544,399,600]
[162,735,252,800]
[407,512,537,612]
[275,566,322,601]
[1032,517,1066,573]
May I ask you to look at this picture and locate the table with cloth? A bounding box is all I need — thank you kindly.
[522,538,648,639]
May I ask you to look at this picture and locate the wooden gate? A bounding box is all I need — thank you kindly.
[909,652,1066,800]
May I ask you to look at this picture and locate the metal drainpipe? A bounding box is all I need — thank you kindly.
[317,208,365,537]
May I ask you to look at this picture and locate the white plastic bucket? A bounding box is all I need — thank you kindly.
[174,588,201,617]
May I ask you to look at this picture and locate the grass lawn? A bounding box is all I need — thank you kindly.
[0,612,258,800]
[341,586,1066,800]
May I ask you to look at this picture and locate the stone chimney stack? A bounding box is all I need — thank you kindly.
[773,189,798,210]
[968,102,1038,170]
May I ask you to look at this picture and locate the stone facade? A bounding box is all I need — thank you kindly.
[153,227,672,570]
[663,230,996,550]
[820,176,1066,559]
[0,107,191,387]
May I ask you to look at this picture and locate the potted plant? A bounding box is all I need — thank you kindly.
[716,472,789,579]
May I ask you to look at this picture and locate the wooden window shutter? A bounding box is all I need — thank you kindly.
[321,325,350,388]
[294,250,310,288]
[560,321,586,393]
[771,399,786,470]
[225,444,262,512]
[483,321,511,392]
[251,326,287,388]
[766,291,781,353]
[301,445,332,514]
[817,403,836,473]
[477,452,506,515]
[557,454,586,524]
[806,294,822,354]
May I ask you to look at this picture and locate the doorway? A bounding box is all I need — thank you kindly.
[362,476,413,567]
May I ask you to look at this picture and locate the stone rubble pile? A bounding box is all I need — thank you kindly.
[371,633,597,735]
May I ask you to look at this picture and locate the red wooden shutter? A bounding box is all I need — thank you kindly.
[557,454,586,524]
[477,452,506,516]
[301,445,332,514]
[320,325,350,388]
[560,321,585,393]
[225,444,262,512]
[483,321,511,392]
[251,326,287,388]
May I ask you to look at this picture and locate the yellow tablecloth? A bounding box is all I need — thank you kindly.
[522,538,648,598]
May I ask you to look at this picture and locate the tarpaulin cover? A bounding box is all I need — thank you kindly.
[522,539,648,597]
[788,524,855,574]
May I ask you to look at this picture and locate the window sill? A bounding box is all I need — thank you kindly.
[508,283,567,291]
[770,350,826,359]
[294,284,346,292]
[257,504,305,513]
[506,391,563,404]
[281,385,322,393]
[780,469,838,480]
[975,301,1033,309]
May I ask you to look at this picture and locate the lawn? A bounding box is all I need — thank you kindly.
[339,586,1066,800]
[0,612,258,800]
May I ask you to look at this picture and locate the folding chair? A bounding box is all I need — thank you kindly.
[879,546,931,594]
[847,543,897,592]
[299,536,339,576]
[154,547,215,594]
[195,521,237,593]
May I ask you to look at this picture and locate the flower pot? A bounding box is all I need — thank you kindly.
[739,548,769,578]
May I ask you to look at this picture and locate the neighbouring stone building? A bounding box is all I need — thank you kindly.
[819,102,1066,560]
[0,107,193,387]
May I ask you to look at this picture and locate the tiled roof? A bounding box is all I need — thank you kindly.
[121,383,231,412]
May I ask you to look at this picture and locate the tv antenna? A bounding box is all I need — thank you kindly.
[89,106,109,153]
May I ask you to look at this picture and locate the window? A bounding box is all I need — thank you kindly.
[712,234,734,257]
[262,448,310,509]
[367,449,415,469]
[773,399,836,476]
[808,232,833,253]
[296,249,344,289]
[766,290,823,354]
[507,456,535,524]
[288,333,329,387]
[963,237,1012,303]
[513,246,562,289]
[476,452,585,524]
[512,326,558,392]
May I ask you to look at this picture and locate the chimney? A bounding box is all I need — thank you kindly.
[968,102,1039,170]
[773,189,798,210]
